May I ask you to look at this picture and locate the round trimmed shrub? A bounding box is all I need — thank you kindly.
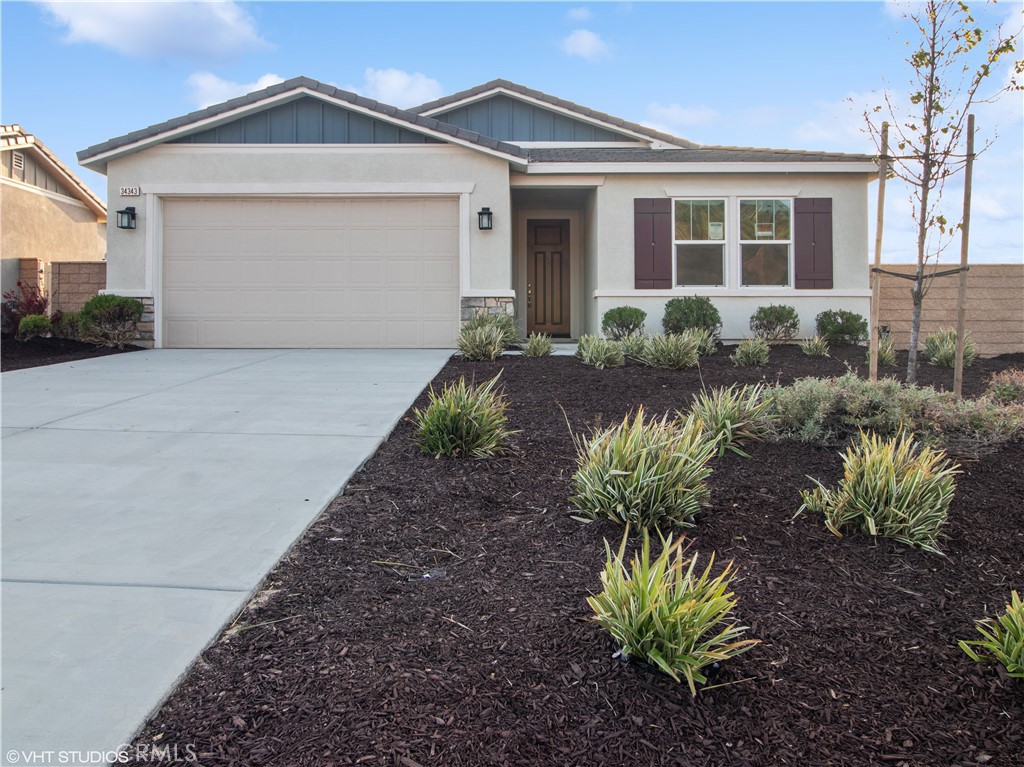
[601,306,647,340]
[749,304,799,343]
[815,309,868,347]
[662,296,722,340]
[17,313,52,340]
[79,294,144,348]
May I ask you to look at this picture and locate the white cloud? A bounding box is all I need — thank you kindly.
[644,103,720,136]
[792,92,880,153]
[347,68,444,108]
[37,1,269,61]
[186,72,284,108]
[566,7,592,22]
[561,29,611,62]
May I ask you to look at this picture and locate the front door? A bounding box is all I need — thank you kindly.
[527,220,570,337]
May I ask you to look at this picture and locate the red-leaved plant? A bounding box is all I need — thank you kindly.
[1,280,49,335]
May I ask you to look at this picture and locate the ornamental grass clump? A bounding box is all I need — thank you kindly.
[641,333,700,369]
[588,529,759,696]
[873,335,897,368]
[522,332,553,357]
[986,369,1024,405]
[457,324,505,361]
[799,335,830,357]
[619,334,648,359]
[797,431,960,554]
[689,384,775,457]
[413,374,513,459]
[687,327,718,357]
[923,328,976,368]
[731,338,770,366]
[576,334,624,369]
[571,407,716,530]
[462,311,519,349]
[959,591,1024,680]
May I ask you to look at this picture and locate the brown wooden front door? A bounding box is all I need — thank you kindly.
[527,220,570,337]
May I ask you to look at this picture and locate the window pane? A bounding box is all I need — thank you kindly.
[740,199,791,241]
[741,244,790,285]
[675,200,725,241]
[676,244,724,286]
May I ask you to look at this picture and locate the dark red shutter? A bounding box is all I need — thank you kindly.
[794,198,833,289]
[634,198,672,289]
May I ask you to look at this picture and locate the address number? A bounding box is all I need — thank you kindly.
[120,186,141,197]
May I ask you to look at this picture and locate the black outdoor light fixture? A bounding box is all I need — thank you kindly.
[115,206,137,230]
[477,207,493,230]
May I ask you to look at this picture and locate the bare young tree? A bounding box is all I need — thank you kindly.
[865,0,1021,383]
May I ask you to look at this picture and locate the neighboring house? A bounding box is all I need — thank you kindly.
[77,78,876,349]
[1,125,107,297]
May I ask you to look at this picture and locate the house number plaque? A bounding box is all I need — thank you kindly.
[120,186,141,197]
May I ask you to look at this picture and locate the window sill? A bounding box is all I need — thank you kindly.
[593,288,871,299]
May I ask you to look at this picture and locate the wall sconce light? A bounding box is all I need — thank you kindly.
[115,206,137,230]
[477,207,493,231]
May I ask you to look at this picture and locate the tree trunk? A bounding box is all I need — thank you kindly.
[907,276,924,383]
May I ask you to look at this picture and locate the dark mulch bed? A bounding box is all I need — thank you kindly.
[131,346,1022,767]
[0,335,143,371]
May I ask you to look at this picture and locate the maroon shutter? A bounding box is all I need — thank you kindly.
[634,198,672,289]
[794,198,833,289]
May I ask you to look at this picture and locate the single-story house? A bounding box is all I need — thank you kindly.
[77,78,876,348]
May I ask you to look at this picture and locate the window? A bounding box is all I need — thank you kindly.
[739,199,791,286]
[673,199,725,286]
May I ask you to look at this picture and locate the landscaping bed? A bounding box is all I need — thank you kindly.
[129,346,1022,766]
[0,335,143,372]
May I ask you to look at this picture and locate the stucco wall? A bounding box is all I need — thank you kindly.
[103,144,513,295]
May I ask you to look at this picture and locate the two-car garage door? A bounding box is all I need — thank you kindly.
[162,197,460,348]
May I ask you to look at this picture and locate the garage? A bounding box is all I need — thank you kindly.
[161,197,460,348]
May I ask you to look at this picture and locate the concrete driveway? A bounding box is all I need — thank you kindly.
[1,349,450,764]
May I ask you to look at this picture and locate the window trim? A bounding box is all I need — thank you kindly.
[672,197,727,288]
[738,197,794,288]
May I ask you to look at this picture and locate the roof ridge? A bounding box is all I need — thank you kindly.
[2,125,106,216]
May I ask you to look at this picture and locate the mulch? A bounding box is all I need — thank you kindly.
[130,345,1022,767]
[0,335,143,372]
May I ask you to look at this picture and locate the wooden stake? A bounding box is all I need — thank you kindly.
[869,123,889,381]
[953,114,975,399]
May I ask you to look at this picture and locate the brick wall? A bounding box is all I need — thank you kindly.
[876,263,1023,357]
[47,261,106,313]
[18,258,40,290]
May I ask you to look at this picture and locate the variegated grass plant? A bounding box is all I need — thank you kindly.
[797,431,960,554]
[873,335,897,368]
[731,338,770,366]
[959,590,1024,679]
[687,327,718,357]
[522,332,554,357]
[640,333,700,369]
[413,373,513,458]
[571,407,716,529]
[799,335,830,357]
[457,324,505,361]
[619,334,648,360]
[576,334,625,369]
[688,383,776,458]
[462,311,519,349]
[923,328,976,368]
[588,528,759,695]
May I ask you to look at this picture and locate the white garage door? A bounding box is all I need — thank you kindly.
[162,197,460,348]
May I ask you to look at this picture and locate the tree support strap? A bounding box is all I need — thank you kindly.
[871,266,969,281]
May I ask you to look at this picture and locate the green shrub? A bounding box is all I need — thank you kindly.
[918,396,1024,459]
[602,306,647,340]
[412,374,512,459]
[457,324,505,361]
[619,334,648,359]
[588,529,759,696]
[79,294,144,348]
[731,338,770,367]
[17,314,52,340]
[522,332,553,357]
[799,335,830,357]
[689,384,775,457]
[576,335,624,369]
[815,309,868,347]
[871,335,897,368]
[462,311,519,349]
[959,591,1024,680]
[687,327,718,357]
[641,333,700,369]
[51,310,80,340]
[749,304,800,344]
[571,407,716,530]
[986,369,1024,405]
[663,296,722,340]
[923,328,976,368]
[797,431,959,554]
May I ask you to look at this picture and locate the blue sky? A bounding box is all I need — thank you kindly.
[3,0,1022,263]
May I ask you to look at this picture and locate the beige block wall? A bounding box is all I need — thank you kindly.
[48,261,107,313]
[877,263,1024,357]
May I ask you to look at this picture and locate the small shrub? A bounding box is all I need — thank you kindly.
[462,311,519,349]
[986,369,1024,405]
[749,304,800,344]
[571,407,716,530]
[918,396,1024,459]
[1,280,49,335]
[588,529,759,696]
[731,338,770,367]
[576,335,624,369]
[959,591,1024,680]
[799,335,830,357]
[871,335,897,368]
[815,309,868,347]
[602,306,647,340]
[522,332,553,357]
[619,334,648,359]
[641,333,700,369]
[923,328,976,368]
[689,384,775,457]
[798,431,959,553]
[51,310,80,340]
[17,314,52,340]
[412,374,512,459]
[663,296,722,340]
[78,294,143,349]
[457,324,505,361]
[687,327,718,357]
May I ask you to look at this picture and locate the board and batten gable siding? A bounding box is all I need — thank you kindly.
[430,95,635,143]
[168,97,443,145]
[2,149,74,198]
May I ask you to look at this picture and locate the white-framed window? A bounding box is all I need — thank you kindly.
[739,198,792,287]
[673,198,726,287]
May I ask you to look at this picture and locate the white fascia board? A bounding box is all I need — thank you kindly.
[0,176,90,209]
[594,289,873,298]
[81,87,526,171]
[140,182,475,196]
[527,162,879,175]
[510,175,605,187]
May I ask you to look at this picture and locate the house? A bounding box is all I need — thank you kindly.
[2,125,107,307]
[77,78,876,348]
